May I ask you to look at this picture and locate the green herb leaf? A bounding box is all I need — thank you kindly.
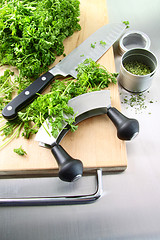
[123,21,130,28]
[0,69,15,111]
[91,43,96,48]
[14,146,27,156]
[100,40,106,47]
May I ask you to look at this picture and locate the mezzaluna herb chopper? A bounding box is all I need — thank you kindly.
[35,90,139,182]
[0,90,139,206]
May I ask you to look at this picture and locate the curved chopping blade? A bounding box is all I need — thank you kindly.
[35,90,111,147]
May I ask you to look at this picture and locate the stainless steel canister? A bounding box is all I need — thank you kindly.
[118,48,157,92]
[118,30,151,55]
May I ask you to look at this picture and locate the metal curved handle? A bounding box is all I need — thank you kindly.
[0,169,103,206]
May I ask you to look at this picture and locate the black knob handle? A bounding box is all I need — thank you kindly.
[107,107,139,140]
[51,144,83,182]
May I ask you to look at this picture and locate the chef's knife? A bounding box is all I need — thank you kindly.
[2,23,126,120]
[35,90,139,182]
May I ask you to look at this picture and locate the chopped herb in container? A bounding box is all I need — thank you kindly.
[123,61,152,75]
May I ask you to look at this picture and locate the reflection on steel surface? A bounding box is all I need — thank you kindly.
[0,169,103,206]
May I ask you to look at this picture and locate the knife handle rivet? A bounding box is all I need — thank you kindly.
[7,105,12,111]
[41,76,46,81]
[25,90,30,96]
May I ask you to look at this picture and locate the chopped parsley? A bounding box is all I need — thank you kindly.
[0,0,81,79]
[123,61,152,75]
[14,146,27,156]
[100,41,107,47]
[120,91,155,114]
[123,21,130,28]
[91,43,96,48]
[0,70,15,111]
[0,58,118,148]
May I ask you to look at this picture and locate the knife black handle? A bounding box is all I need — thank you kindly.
[51,143,83,182]
[2,72,54,120]
[107,107,139,140]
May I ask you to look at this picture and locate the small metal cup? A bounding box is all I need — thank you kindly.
[118,30,151,55]
[118,48,157,93]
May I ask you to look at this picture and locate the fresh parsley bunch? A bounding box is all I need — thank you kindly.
[0,0,81,79]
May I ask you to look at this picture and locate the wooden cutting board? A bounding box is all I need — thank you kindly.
[0,0,127,177]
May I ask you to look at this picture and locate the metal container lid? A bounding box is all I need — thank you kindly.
[118,30,151,55]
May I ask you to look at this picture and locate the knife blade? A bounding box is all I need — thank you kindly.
[2,23,126,120]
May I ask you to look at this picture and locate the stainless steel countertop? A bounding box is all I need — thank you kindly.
[0,1,160,239]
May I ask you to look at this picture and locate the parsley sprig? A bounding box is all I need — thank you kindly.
[0,70,15,111]
[14,146,27,156]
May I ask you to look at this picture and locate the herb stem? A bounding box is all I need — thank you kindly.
[0,78,11,92]
[0,123,23,149]
[62,79,74,96]
[42,120,51,137]
[0,118,5,124]
[1,124,19,139]
[0,124,7,132]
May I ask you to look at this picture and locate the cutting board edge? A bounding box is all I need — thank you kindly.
[0,165,127,179]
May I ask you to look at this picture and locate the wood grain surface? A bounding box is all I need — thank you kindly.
[0,0,127,177]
